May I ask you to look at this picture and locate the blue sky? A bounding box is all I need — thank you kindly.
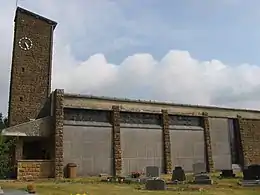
[60,0,260,65]
[1,0,260,115]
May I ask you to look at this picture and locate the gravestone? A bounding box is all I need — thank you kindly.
[171,166,186,182]
[146,166,160,178]
[145,178,166,190]
[243,164,260,180]
[0,189,32,195]
[193,162,207,175]
[194,174,213,185]
[248,164,260,179]
[243,168,252,180]
[232,164,242,172]
[192,163,213,185]
[241,164,260,186]
[220,170,236,178]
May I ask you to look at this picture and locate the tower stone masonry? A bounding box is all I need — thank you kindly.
[8,7,57,127]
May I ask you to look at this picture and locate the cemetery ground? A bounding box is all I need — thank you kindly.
[0,173,259,195]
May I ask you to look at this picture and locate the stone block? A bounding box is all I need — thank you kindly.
[240,180,260,187]
[146,166,160,178]
[193,162,207,175]
[194,174,213,185]
[172,166,186,182]
[220,170,236,178]
[145,179,166,191]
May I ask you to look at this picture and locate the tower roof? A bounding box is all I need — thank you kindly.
[15,6,57,29]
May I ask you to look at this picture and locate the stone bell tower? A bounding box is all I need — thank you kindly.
[8,7,57,127]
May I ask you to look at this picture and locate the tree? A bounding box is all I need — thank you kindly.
[0,113,14,178]
[0,113,5,131]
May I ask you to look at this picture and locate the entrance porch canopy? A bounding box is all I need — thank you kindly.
[1,117,53,137]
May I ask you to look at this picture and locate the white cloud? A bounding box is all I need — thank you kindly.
[52,49,260,110]
[1,0,260,117]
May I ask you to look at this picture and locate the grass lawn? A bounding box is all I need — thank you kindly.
[0,174,259,195]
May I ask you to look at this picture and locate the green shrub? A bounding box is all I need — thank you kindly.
[0,135,15,178]
[0,113,15,179]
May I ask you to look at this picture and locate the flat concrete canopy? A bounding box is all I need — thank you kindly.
[1,117,52,137]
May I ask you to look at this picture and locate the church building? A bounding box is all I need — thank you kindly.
[2,7,260,180]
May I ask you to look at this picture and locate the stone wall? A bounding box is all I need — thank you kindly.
[238,116,260,165]
[112,106,122,176]
[202,112,214,172]
[54,89,64,179]
[8,7,56,127]
[17,160,54,180]
[161,110,171,174]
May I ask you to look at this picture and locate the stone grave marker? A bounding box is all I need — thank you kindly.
[248,164,260,179]
[171,166,186,182]
[146,166,160,178]
[194,174,213,185]
[192,162,213,185]
[193,162,207,175]
[232,164,242,172]
[145,178,166,190]
[220,170,236,178]
[0,189,32,195]
[241,164,260,186]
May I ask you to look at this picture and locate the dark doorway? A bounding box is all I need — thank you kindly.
[23,137,51,160]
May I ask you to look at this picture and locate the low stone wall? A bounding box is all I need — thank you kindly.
[17,160,54,180]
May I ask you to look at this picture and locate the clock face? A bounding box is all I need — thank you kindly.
[18,37,33,51]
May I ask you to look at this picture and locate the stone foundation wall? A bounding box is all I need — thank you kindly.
[17,160,54,180]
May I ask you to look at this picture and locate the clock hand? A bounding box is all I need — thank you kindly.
[24,42,29,49]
